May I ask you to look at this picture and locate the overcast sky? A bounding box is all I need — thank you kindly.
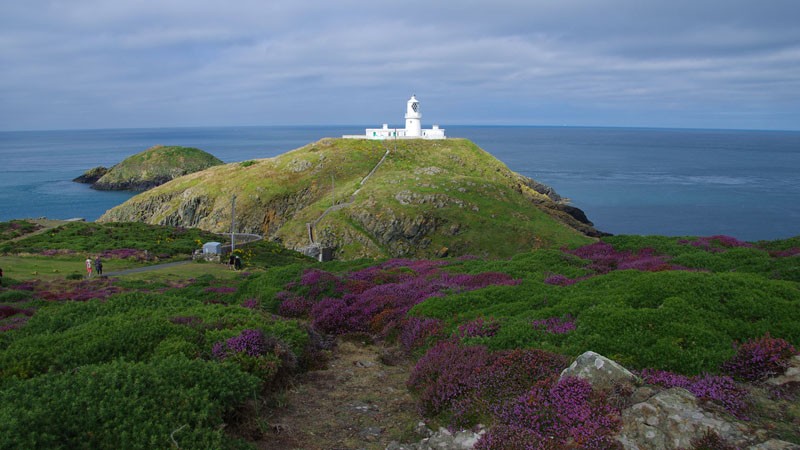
[1,0,799,131]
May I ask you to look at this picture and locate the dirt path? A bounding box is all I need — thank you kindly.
[255,338,420,450]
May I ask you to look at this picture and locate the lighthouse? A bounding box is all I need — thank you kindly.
[404,95,422,137]
[343,95,446,140]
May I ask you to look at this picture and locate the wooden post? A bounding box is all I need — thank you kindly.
[230,194,236,254]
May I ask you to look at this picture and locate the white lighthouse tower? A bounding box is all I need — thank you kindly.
[404,94,422,137]
[343,94,446,140]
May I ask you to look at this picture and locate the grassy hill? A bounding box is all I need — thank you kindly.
[100,138,598,259]
[92,145,223,191]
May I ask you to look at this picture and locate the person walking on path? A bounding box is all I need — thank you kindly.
[85,257,93,278]
[95,256,103,276]
[0,267,3,286]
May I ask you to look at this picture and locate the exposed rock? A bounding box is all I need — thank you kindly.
[749,439,800,450]
[522,177,563,202]
[560,350,638,391]
[387,424,485,450]
[557,203,593,225]
[616,387,753,449]
[414,166,445,176]
[72,166,109,184]
[394,190,469,209]
[765,355,800,387]
[287,158,313,172]
[348,208,441,256]
[556,352,798,450]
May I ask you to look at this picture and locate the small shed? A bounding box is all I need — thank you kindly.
[202,242,222,255]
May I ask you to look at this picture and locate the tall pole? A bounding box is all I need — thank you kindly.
[231,194,236,254]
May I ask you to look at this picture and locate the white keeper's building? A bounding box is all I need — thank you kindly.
[343,95,446,140]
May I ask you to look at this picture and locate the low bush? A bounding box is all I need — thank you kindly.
[407,341,491,418]
[721,333,798,382]
[0,292,309,380]
[0,356,258,449]
[476,376,621,450]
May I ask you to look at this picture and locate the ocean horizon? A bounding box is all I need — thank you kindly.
[1,125,799,241]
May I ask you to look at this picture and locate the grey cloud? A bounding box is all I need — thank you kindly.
[1,0,798,130]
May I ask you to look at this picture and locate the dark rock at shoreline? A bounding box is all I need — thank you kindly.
[91,176,179,191]
[72,166,109,184]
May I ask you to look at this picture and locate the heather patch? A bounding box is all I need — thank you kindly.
[276,260,519,337]
[457,317,501,339]
[407,341,491,418]
[0,219,41,241]
[769,247,800,258]
[4,277,123,304]
[240,298,259,309]
[407,341,618,445]
[721,333,798,382]
[568,241,687,275]
[640,369,751,418]
[211,328,282,380]
[543,273,581,286]
[400,316,444,353]
[0,316,29,332]
[0,304,34,320]
[531,314,576,335]
[477,376,621,450]
[680,235,754,252]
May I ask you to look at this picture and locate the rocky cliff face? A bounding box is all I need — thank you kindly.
[100,138,601,259]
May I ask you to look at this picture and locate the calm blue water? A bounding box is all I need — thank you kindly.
[1,126,798,241]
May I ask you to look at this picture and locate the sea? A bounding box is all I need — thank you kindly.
[1,126,799,242]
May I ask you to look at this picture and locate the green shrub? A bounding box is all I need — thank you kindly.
[0,315,180,378]
[0,356,258,450]
[1,292,310,380]
[236,264,307,312]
